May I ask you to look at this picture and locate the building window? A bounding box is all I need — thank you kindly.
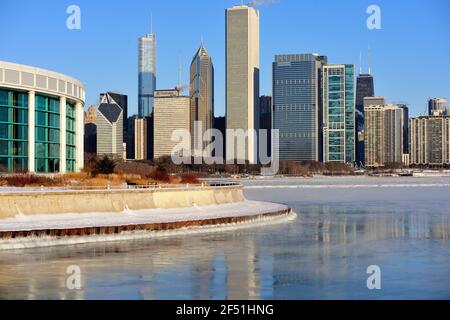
[0,89,28,172]
[35,94,60,173]
[66,101,76,172]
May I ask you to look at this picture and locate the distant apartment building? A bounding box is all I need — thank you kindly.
[190,43,214,157]
[96,98,123,159]
[364,104,405,167]
[84,105,97,124]
[131,117,148,160]
[153,89,189,159]
[322,64,355,163]
[259,95,272,157]
[272,54,327,162]
[428,98,448,116]
[410,115,450,166]
[364,96,386,108]
[138,28,157,117]
[226,5,260,163]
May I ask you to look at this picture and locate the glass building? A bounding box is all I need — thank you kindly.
[322,64,355,164]
[272,54,327,161]
[138,31,156,117]
[355,73,374,165]
[0,61,85,173]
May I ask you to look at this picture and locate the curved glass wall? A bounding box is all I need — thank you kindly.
[35,94,60,173]
[66,101,76,172]
[0,89,28,172]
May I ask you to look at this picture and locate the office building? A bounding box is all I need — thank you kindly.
[138,26,157,117]
[96,96,124,159]
[131,117,148,160]
[272,54,327,162]
[0,61,85,173]
[153,89,189,159]
[190,43,214,157]
[226,5,260,163]
[259,95,272,157]
[355,73,374,165]
[410,115,450,166]
[364,104,405,167]
[100,92,128,143]
[322,64,355,163]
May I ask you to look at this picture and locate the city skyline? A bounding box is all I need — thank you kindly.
[0,0,448,118]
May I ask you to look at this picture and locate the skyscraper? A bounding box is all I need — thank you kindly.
[272,54,327,162]
[96,99,124,159]
[190,43,214,157]
[364,104,405,167]
[153,89,190,159]
[100,92,128,143]
[226,5,259,163]
[138,23,156,117]
[410,115,450,166]
[259,95,272,157]
[322,64,355,163]
[355,73,374,165]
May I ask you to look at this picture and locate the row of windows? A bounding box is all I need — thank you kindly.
[0,107,28,124]
[0,157,28,172]
[0,140,28,157]
[0,124,28,140]
[0,90,28,108]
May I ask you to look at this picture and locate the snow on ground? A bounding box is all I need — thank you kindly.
[0,201,289,232]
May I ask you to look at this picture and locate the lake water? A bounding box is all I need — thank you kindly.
[0,176,450,299]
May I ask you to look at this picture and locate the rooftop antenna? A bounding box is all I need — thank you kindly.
[178,54,181,91]
[359,51,362,75]
[368,47,372,75]
[150,14,153,34]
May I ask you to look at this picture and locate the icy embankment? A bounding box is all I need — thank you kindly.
[0,200,289,232]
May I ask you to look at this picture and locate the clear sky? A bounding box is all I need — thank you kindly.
[0,0,449,117]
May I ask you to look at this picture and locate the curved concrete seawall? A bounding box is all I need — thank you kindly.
[0,185,245,218]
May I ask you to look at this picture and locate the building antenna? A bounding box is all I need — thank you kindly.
[178,54,181,91]
[150,14,153,34]
[359,51,362,75]
[368,47,372,75]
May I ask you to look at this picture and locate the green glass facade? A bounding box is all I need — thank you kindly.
[66,101,76,172]
[35,94,60,173]
[323,65,355,163]
[0,89,29,172]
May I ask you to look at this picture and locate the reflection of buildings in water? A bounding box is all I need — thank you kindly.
[225,239,260,299]
[309,206,450,243]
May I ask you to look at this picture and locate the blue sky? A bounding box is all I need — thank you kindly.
[0,0,449,116]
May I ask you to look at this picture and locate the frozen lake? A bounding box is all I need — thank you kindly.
[0,176,449,299]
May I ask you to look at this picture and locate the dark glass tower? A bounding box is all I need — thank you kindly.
[355,73,374,165]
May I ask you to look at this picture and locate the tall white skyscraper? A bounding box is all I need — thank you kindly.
[138,21,156,117]
[226,5,260,163]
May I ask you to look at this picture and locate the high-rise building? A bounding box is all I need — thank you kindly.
[259,95,272,157]
[272,54,327,162]
[226,5,259,163]
[100,92,128,143]
[96,98,124,159]
[153,89,189,159]
[410,115,450,166]
[322,64,355,163]
[355,73,374,165]
[132,117,148,160]
[364,104,405,167]
[364,96,386,108]
[138,25,156,117]
[190,43,214,157]
[428,98,448,116]
[84,105,97,124]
